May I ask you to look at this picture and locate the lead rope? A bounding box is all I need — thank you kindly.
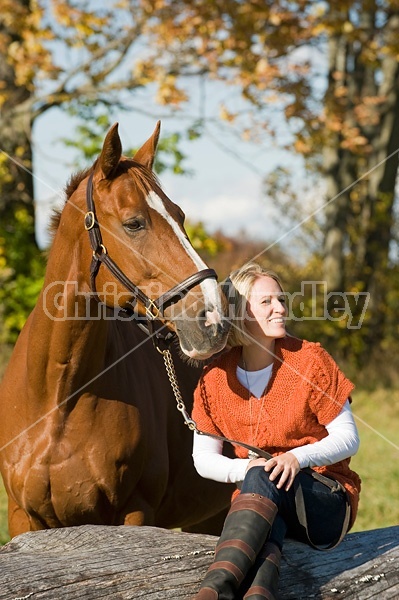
[159,346,351,551]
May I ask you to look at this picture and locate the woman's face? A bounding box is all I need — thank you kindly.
[244,276,286,343]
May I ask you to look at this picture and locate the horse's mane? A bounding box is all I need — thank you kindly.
[48,159,162,241]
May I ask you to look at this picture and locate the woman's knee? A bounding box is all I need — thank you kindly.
[241,466,280,504]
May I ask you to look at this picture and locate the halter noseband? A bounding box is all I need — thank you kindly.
[84,171,218,330]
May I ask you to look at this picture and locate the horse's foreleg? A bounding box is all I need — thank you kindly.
[8,496,43,538]
[121,495,156,527]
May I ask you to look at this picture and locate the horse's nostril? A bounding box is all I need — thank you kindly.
[200,306,221,328]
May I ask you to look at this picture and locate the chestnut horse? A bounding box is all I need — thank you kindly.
[0,122,233,538]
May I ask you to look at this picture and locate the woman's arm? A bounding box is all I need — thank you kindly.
[192,433,251,483]
[193,401,359,486]
[288,400,360,468]
[246,400,359,492]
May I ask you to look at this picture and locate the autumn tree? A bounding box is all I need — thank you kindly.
[0,0,200,341]
[135,0,399,358]
[1,0,399,360]
[0,0,46,339]
[319,4,399,354]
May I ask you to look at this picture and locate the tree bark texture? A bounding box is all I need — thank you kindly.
[322,5,399,321]
[0,524,397,599]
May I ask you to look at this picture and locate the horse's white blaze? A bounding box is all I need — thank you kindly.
[147,191,222,321]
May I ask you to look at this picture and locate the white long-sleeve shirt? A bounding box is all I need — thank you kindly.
[192,363,360,484]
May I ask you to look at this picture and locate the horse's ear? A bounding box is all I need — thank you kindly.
[95,122,122,179]
[133,121,161,170]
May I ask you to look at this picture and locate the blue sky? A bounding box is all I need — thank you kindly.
[32,98,295,250]
[31,16,321,253]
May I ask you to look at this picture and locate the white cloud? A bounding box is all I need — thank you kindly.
[179,190,278,239]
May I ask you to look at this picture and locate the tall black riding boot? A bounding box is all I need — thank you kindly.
[243,541,281,600]
[192,493,278,600]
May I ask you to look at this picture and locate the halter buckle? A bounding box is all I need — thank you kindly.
[145,299,161,320]
[92,244,107,257]
[84,211,96,230]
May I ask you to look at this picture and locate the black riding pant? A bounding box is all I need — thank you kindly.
[240,466,348,550]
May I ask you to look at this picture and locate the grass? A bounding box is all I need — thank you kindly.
[0,388,398,544]
[0,483,8,545]
[349,387,399,532]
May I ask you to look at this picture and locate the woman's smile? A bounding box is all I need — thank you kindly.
[245,276,287,342]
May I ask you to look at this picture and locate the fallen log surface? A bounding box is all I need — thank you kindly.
[0,524,398,599]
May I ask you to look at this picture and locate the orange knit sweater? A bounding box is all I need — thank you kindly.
[192,335,361,528]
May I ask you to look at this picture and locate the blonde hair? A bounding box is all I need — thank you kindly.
[226,262,284,348]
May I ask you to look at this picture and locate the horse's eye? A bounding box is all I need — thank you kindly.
[123,219,144,234]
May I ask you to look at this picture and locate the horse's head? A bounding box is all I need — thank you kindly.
[67,122,230,360]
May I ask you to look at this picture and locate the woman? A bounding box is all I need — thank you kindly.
[191,262,361,599]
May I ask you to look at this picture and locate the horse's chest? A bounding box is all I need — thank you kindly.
[25,397,170,525]
[44,449,167,526]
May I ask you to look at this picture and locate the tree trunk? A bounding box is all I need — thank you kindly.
[0,0,37,257]
[360,17,399,345]
[0,524,397,599]
[322,22,356,292]
[322,4,399,351]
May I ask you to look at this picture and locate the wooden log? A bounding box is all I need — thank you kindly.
[0,524,398,599]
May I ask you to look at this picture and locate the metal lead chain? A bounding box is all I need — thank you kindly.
[159,349,274,463]
[160,348,197,431]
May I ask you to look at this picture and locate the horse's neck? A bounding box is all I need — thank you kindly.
[25,258,109,401]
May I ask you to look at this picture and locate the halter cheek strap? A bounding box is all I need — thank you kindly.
[84,171,218,325]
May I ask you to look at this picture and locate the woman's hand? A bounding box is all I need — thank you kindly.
[246,452,300,491]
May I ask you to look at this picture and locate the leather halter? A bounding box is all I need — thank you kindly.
[84,171,218,335]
